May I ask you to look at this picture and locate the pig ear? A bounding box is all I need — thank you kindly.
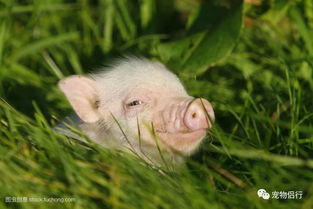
[58,75,100,123]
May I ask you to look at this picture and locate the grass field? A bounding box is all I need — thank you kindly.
[0,0,313,208]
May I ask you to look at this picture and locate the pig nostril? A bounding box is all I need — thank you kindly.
[184,98,215,130]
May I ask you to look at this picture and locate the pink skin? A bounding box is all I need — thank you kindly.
[123,89,215,153]
[154,98,214,153]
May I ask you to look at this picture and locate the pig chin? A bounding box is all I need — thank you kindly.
[156,129,207,154]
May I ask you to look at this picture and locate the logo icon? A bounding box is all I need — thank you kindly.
[257,189,270,200]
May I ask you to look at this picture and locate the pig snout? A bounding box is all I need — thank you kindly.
[184,98,215,131]
[156,97,214,153]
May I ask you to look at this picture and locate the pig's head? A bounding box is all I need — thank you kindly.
[58,58,214,163]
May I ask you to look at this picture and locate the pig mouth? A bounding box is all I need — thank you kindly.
[156,129,207,140]
[153,113,209,149]
[155,129,207,152]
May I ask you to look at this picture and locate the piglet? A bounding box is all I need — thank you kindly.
[57,57,215,166]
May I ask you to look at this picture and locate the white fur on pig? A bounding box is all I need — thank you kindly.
[57,57,213,166]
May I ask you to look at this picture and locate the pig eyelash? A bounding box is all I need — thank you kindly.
[94,100,100,108]
[127,100,143,107]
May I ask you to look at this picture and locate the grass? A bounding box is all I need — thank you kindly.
[0,0,313,208]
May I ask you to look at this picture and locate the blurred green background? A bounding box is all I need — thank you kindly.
[0,0,313,208]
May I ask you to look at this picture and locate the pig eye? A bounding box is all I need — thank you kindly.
[127,100,143,107]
